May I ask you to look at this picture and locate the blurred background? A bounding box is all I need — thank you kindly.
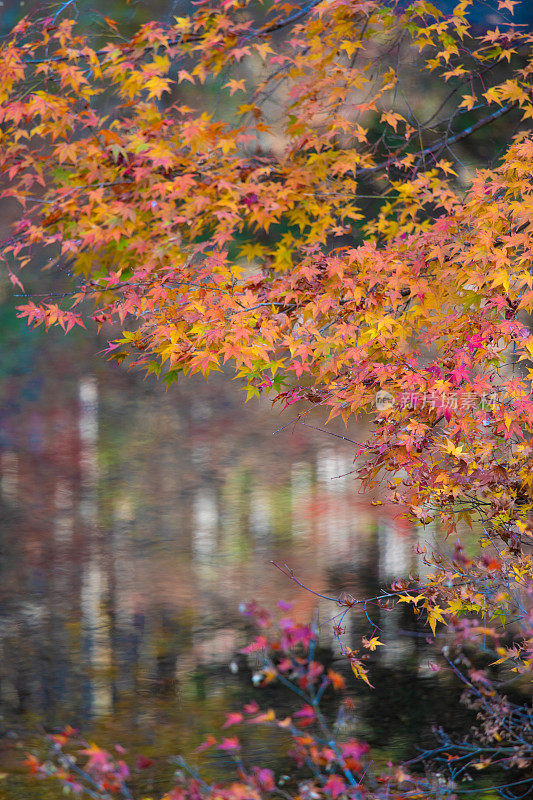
[0,2,531,798]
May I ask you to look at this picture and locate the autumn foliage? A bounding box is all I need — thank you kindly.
[1,0,533,796]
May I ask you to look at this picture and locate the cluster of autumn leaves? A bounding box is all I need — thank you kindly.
[1,0,533,795]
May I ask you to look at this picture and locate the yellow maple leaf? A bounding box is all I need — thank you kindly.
[427,605,446,635]
[145,76,171,100]
[380,111,404,132]
[398,594,426,605]
[362,636,384,651]
[459,94,476,110]
[350,659,374,687]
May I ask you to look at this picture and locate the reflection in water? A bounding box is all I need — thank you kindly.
[79,376,112,717]
[0,323,467,788]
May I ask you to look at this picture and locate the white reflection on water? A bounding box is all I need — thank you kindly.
[379,519,411,581]
[1,450,18,503]
[79,376,112,716]
[193,487,218,560]
[249,485,271,542]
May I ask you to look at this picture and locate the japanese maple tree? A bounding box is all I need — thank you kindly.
[1,0,533,795]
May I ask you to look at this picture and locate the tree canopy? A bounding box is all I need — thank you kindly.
[2,0,533,795]
[1,0,532,718]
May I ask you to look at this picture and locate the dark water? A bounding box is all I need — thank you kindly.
[0,298,472,797]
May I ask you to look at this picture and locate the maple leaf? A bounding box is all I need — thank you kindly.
[346,648,374,688]
[427,605,446,635]
[380,111,404,132]
[498,0,518,11]
[222,712,243,728]
[217,737,241,752]
[327,669,346,690]
[177,69,194,84]
[224,78,246,95]
[253,768,275,792]
[230,46,251,62]
[293,705,316,724]
[195,735,216,753]
[324,775,346,799]
[79,744,113,772]
[362,636,384,651]
[145,76,171,99]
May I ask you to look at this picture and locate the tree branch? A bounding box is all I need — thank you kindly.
[360,103,517,177]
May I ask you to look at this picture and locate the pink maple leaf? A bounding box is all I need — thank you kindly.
[324,775,346,799]
[222,712,243,729]
[217,737,241,752]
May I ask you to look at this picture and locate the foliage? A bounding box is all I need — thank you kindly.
[24,601,533,799]
[1,0,533,797]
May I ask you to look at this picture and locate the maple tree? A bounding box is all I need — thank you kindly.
[1,0,533,796]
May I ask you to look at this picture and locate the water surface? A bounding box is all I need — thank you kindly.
[0,311,463,795]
